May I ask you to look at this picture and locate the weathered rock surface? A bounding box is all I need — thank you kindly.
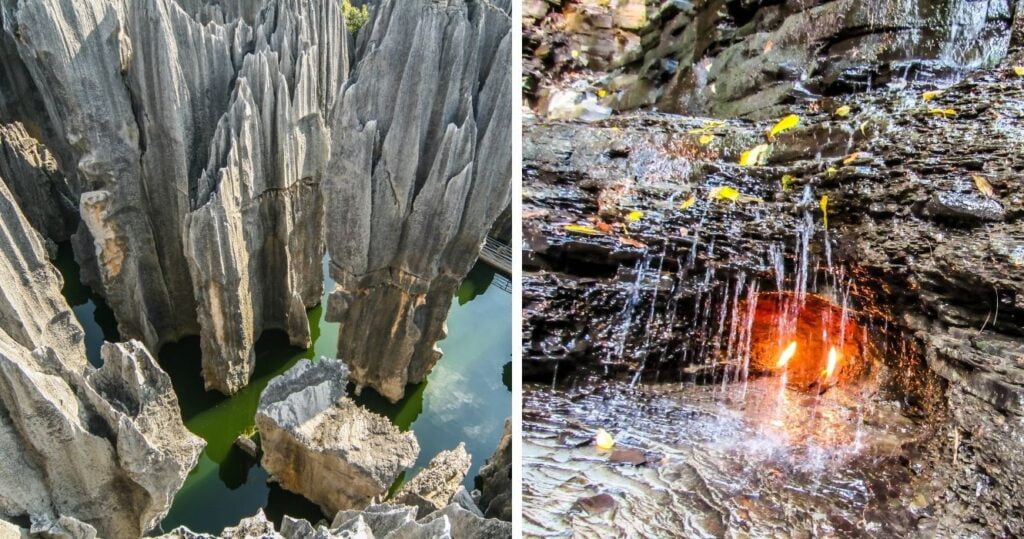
[523,44,1024,536]
[324,0,513,402]
[157,501,511,539]
[0,0,346,394]
[526,0,1016,119]
[393,444,472,517]
[475,419,512,522]
[256,358,420,515]
[0,122,78,243]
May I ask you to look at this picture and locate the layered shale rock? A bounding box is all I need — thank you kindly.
[392,443,472,517]
[256,358,420,515]
[0,0,345,394]
[526,0,1016,119]
[324,0,513,402]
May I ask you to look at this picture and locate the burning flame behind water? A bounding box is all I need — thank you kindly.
[823,346,838,379]
[775,341,797,368]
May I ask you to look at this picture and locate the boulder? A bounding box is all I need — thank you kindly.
[393,444,472,517]
[256,358,420,514]
[475,420,512,521]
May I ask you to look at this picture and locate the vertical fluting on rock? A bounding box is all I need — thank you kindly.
[0,123,78,243]
[324,0,512,402]
[0,181,203,538]
[184,0,346,393]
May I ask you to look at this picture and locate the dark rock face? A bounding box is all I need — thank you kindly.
[476,419,512,521]
[526,0,1018,119]
[324,0,512,401]
[523,40,1024,533]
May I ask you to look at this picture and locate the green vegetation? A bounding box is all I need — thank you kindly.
[342,0,370,33]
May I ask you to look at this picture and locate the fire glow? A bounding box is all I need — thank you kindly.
[823,346,839,380]
[775,341,797,368]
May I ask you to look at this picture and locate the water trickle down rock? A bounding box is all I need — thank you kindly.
[255,358,420,515]
[323,0,512,402]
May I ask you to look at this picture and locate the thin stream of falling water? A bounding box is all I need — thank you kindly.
[631,248,667,386]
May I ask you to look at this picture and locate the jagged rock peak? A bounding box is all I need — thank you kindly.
[324,0,512,402]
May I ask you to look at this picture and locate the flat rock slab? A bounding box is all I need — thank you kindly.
[256,358,419,514]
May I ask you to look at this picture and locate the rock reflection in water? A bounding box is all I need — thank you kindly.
[523,377,938,538]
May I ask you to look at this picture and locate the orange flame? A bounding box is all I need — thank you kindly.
[822,346,838,379]
[775,341,797,368]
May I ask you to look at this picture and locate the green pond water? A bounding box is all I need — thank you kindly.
[52,245,511,534]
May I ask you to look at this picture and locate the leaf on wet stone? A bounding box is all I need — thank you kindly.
[625,210,644,222]
[609,448,646,465]
[769,114,800,139]
[781,174,795,191]
[834,105,850,117]
[842,152,868,166]
[1014,66,1024,77]
[973,175,995,198]
[826,166,838,177]
[928,108,956,117]
[739,143,770,166]
[679,194,697,210]
[595,428,615,449]
[708,185,741,201]
[619,236,646,248]
[596,221,613,233]
[577,493,616,514]
[565,224,604,235]
[698,134,714,145]
[820,195,829,229]
[597,88,608,98]
[922,90,942,101]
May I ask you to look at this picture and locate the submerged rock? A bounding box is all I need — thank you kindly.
[256,358,420,515]
[324,0,513,402]
[393,444,472,517]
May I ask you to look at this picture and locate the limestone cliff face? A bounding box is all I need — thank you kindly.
[0,0,346,394]
[0,183,203,538]
[324,0,512,402]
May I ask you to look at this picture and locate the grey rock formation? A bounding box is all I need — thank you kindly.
[420,504,510,539]
[0,337,204,538]
[0,122,78,243]
[475,419,511,521]
[0,180,86,369]
[393,444,472,518]
[256,358,420,515]
[323,0,513,402]
[0,0,346,394]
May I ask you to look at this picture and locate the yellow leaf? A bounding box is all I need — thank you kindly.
[565,224,603,235]
[626,210,644,222]
[709,186,741,201]
[769,114,800,138]
[571,50,580,58]
[781,174,795,191]
[595,428,615,450]
[842,152,868,166]
[739,144,770,166]
[922,90,942,101]
[679,194,697,210]
[928,108,956,117]
[826,167,838,177]
[859,121,869,136]
[1014,66,1024,77]
[698,134,714,145]
[820,195,829,229]
[834,105,850,117]
[973,175,995,198]
[597,88,608,98]
[703,120,725,129]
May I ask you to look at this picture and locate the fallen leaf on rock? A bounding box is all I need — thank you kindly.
[922,90,942,101]
[928,108,956,117]
[739,143,770,166]
[609,448,646,465]
[709,185,741,201]
[619,236,646,248]
[597,88,608,98]
[973,175,995,198]
[704,120,724,129]
[763,40,774,53]
[596,222,613,233]
[698,133,714,145]
[859,121,869,135]
[570,49,580,58]
[769,114,800,139]
[826,166,838,177]
[842,152,868,166]
[1014,66,1024,77]
[625,210,644,222]
[781,174,795,191]
[679,194,697,210]
[679,227,689,237]
[595,428,615,449]
[820,195,829,229]
[565,224,603,235]
[834,105,850,117]
[577,493,616,514]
